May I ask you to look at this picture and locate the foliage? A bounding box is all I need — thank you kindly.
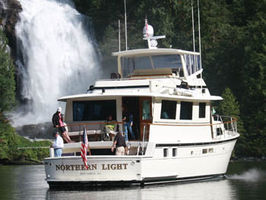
[0,115,51,163]
[0,29,16,113]
[217,88,247,157]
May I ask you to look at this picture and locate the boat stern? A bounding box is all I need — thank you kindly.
[44,155,143,188]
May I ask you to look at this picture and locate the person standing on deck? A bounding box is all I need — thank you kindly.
[52,107,72,143]
[111,132,128,155]
[51,132,64,157]
[122,106,135,141]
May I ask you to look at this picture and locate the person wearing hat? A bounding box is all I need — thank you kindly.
[51,131,64,157]
[52,107,72,143]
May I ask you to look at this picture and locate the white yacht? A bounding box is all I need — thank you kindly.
[44,21,239,189]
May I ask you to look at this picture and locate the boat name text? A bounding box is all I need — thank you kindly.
[55,163,128,171]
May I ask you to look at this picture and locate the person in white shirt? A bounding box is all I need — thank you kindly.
[51,132,64,157]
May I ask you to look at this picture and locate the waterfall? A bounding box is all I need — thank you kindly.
[12,0,100,126]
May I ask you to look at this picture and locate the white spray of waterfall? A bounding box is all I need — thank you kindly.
[12,0,100,126]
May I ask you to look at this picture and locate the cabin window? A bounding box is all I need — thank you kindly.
[208,148,214,153]
[142,99,151,120]
[73,100,116,121]
[202,149,208,154]
[183,54,201,75]
[199,103,206,118]
[172,148,177,157]
[180,102,193,120]
[163,148,168,157]
[160,100,177,119]
[216,128,223,136]
[121,54,182,77]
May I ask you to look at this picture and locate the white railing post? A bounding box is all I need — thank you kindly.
[142,124,146,155]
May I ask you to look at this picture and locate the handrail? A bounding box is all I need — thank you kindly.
[66,121,123,127]
[64,116,238,143]
[64,116,237,128]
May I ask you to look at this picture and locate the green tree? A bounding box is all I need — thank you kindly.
[0,30,15,113]
[217,88,248,158]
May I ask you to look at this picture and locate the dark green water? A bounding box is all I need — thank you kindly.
[0,161,265,200]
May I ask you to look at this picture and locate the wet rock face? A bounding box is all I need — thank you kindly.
[16,122,55,140]
[0,0,22,57]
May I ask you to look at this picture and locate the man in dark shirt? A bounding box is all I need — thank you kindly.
[111,132,128,155]
[122,106,135,141]
[52,107,71,143]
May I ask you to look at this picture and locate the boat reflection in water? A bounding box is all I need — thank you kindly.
[46,179,235,200]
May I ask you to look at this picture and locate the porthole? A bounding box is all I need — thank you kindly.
[172,148,177,157]
[163,148,168,157]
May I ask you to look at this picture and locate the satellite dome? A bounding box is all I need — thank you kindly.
[143,24,154,38]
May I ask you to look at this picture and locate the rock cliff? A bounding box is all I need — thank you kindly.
[0,0,21,57]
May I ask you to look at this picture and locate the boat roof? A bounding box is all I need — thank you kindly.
[112,48,200,57]
[58,92,222,102]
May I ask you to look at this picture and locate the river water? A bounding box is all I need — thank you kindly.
[0,161,265,200]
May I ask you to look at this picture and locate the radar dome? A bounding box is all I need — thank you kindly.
[143,24,154,38]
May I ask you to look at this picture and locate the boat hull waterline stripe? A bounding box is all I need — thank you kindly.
[47,173,225,189]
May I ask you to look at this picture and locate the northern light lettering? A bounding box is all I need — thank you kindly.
[55,163,128,171]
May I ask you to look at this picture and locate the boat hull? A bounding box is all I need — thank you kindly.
[44,138,237,189]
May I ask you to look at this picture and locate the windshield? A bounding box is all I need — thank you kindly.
[183,54,201,75]
[121,54,182,77]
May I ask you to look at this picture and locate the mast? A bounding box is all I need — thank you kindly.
[191,0,196,52]
[124,0,128,50]
[118,20,121,52]
[197,0,203,87]
[197,0,202,69]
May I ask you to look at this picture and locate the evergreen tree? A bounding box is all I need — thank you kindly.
[217,88,245,134]
[217,88,248,158]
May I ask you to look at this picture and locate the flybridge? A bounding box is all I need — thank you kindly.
[113,19,202,80]
[113,48,202,79]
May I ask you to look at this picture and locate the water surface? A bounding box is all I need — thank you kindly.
[0,161,265,200]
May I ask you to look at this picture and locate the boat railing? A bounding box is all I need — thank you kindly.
[212,115,238,137]
[65,121,123,142]
[65,121,150,142]
[63,121,149,156]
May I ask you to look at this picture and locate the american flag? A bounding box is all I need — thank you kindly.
[81,127,88,169]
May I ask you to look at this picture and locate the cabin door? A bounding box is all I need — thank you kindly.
[139,97,152,140]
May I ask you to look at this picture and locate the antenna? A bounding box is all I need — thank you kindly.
[124,0,128,50]
[197,0,203,88]
[191,0,195,52]
[118,20,121,52]
[197,0,202,69]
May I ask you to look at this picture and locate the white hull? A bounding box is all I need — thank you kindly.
[45,138,237,188]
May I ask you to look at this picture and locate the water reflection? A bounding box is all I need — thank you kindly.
[46,179,236,200]
[1,163,266,200]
